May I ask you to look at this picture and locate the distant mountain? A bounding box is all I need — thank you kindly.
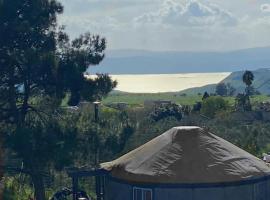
[89,46,270,74]
[181,68,270,95]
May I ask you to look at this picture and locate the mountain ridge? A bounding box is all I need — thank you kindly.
[181,68,270,95]
[89,46,270,74]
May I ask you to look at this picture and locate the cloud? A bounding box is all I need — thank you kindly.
[134,0,237,27]
[261,4,270,13]
[58,0,270,51]
[58,14,120,39]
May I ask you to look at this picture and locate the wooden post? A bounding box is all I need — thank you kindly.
[101,175,105,200]
[93,101,101,167]
[0,140,3,200]
[93,101,101,123]
[95,176,101,200]
[72,176,78,200]
[93,102,101,200]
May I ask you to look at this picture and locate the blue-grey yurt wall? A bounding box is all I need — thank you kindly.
[103,177,270,200]
[101,127,270,200]
[104,178,132,200]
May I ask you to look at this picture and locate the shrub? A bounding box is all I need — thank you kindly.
[150,103,182,122]
[201,96,228,118]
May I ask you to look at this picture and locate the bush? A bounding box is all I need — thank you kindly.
[150,103,182,122]
[193,102,202,112]
[201,96,228,118]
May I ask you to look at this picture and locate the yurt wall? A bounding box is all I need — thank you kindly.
[104,178,132,200]
[104,177,270,200]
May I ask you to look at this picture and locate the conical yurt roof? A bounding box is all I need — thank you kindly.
[101,126,270,184]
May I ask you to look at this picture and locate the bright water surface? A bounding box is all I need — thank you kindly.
[108,73,231,93]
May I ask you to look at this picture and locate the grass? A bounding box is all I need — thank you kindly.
[102,92,270,107]
[250,95,270,104]
[102,93,201,106]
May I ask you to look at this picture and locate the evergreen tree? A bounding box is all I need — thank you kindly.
[0,1,116,199]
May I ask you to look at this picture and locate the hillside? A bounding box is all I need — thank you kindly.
[181,68,270,95]
[89,47,270,74]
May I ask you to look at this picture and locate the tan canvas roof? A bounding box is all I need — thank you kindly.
[101,126,270,184]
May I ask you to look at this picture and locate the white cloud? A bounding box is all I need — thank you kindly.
[58,14,120,38]
[134,0,237,27]
[58,0,270,51]
[261,4,270,13]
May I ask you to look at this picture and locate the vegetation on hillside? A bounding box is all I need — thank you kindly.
[182,68,270,95]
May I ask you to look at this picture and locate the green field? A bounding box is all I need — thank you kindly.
[103,92,270,107]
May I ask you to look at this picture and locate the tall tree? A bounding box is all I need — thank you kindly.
[237,70,254,111]
[242,70,254,95]
[0,0,116,199]
[243,70,254,87]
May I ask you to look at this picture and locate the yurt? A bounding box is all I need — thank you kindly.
[100,126,270,200]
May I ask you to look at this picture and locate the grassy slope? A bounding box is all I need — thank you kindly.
[103,92,270,106]
[103,93,202,106]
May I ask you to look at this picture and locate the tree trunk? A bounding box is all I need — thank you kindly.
[31,173,46,200]
[0,141,3,200]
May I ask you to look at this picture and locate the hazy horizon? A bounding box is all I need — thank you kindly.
[105,45,270,54]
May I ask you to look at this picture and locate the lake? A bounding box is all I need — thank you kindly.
[109,73,231,93]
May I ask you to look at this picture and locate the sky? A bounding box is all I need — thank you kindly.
[58,0,270,52]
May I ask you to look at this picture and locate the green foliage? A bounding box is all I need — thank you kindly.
[0,0,63,123]
[0,1,116,199]
[6,113,76,167]
[3,113,78,199]
[150,104,182,122]
[201,96,228,118]
[0,0,116,122]
[205,114,270,157]
[242,71,255,101]
[103,93,204,106]
[235,93,252,111]
[83,74,117,102]
[75,105,135,165]
[243,70,254,87]
[103,92,250,108]
[3,176,33,200]
[124,113,180,152]
[57,32,117,106]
